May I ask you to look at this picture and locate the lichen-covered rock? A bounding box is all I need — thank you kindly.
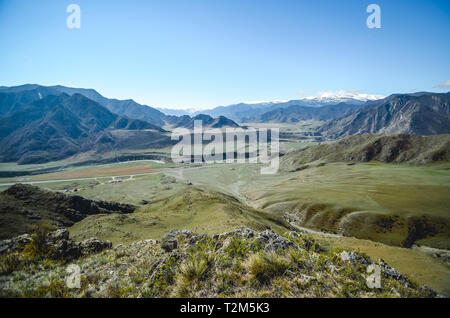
[54,239,81,260]
[0,234,32,255]
[250,229,295,252]
[161,229,208,252]
[161,239,177,252]
[79,238,112,255]
[255,229,280,245]
[339,251,358,262]
[47,229,69,242]
[161,229,185,252]
[163,229,193,241]
[0,229,113,261]
[339,251,370,265]
[0,240,10,254]
[379,258,410,286]
[264,236,295,252]
[215,227,256,240]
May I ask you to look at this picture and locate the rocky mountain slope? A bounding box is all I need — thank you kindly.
[281,134,450,168]
[0,227,440,298]
[0,84,168,127]
[0,184,135,240]
[244,103,362,123]
[0,91,171,164]
[319,93,450,138]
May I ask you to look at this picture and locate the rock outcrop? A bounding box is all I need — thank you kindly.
[0,228,443,298]
[0,228,112,260]
[0,184,136,240]
[0,234,32,255]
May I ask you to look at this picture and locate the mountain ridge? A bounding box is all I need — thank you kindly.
[319,92,450,138]
[243,102,363,123]
[0,84,167,126]
[0,91,170,164]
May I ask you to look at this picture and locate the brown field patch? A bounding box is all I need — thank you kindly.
[32,164,158,180]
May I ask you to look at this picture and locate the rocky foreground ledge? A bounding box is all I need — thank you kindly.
[0,228,442,298]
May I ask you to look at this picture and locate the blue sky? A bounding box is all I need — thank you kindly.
[0,0,449,109]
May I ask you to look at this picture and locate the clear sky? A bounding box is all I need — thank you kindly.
[0,0,449,109]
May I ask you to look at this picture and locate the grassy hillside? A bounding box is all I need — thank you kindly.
[248,162,450,249]
[69,186,291,245]
[0,184,135,240]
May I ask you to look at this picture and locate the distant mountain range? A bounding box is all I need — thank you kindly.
[183,93,383,123]
[319,92,450,138]
[0,84,448,165]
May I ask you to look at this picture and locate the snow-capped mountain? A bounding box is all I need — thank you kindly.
[188,91,386,122]
[302,90,385,105]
